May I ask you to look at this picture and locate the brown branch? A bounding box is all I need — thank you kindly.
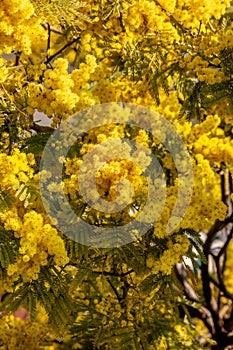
[153,0,186,33]
[200,218,233,335]
[174,265,199,303]
[209,276,233,301]
[32,122,55,133]
[106,277,122,305]
[92,269,134,277]
[212,335,233,350]
[178,303,214,335]
[14,51,21,66]
[42,24,63,35]
[45,38,80,64]
[217,227,233,260]
[120,276,130,308]
[200,173,233,339]
[175,265,214,334]
[203,213,233,255]
[46,23,51,62]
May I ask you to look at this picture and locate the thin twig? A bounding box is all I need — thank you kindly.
[217,227,233,260]
[45,38,80,64]
[32,122,55,133]
[92,269,134,277]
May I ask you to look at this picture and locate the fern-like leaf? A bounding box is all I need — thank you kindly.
[31,0,92,29]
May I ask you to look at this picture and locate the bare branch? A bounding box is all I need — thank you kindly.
[32,122,55,133]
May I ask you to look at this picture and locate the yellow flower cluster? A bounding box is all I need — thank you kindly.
[96,159,148,203]
[0,0,46,54]
[181,115,233,213]
[182,52,225,85]
[0,314,49,350]
[178,23,233,85]
[197,67,226,84]
[92,79,116,103]
[193,132,233,166]
[28,55,98,123]
[155,91,183,122]
[80,29,104,59]
[0,58,8,83]
[153,185,180,239]
[173,0,230,27]
[151,149,226,237]
[1,0,233,348]
[221,24,233,49]
[124,0,176,35]
[113,76,154,107]
[147,234,190,275]
[0,209,69,287]
[63,126,151,224]
[181,160,227,232]
[95,0,230,49]
[212,98,233,126]
[0,149,35,191]
[188,115,221,143]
